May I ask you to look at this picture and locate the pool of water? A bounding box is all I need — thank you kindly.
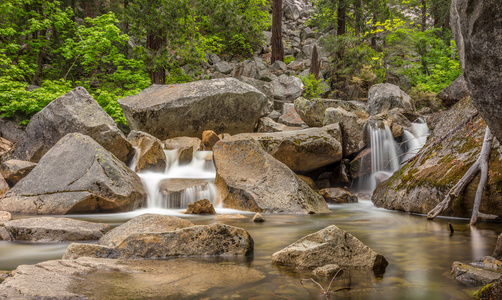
[1,199,500,299]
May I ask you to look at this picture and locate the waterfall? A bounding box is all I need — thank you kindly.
[358,118,430,193]
[137,149,217,210]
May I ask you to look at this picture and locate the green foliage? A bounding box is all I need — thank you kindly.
[301,74,328,99]
[166,68,193,84]
[284,56,295,65]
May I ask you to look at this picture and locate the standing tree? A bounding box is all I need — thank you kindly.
[271,0,284,63]
[310,45,321,79]
[421,0,427,31]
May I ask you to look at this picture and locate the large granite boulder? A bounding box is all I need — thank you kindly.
[0,257,265,299]
[0,159,37,186]
[213,139,330,214]
[437,74,469,108]
[64,222,254,259]
[0,134,146,214]
[224,124,342,173]
[372,97,502,218]
[272,75,303,102]
[236,76,274,115]
[0,217,110,242]
[367,83,414,116]
[118,78,267,140]
[323,107,366,156]
[295,97,368,127]
[271,225,388,272]
[2,87,133,163]
[127,130,167,173]
[451,0,502,144]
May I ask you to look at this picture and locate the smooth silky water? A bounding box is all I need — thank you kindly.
[1,124,500,299]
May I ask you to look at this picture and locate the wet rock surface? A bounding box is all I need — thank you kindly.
[213,139,329,214]
[127,130,166,173]
[272,225,388,272]
[118,78,267,139]
[0,257,265,299]
[0,134,146,215]
[0,217,110,242]
[3,87,133,163]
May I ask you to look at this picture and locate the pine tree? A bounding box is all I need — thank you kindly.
[271,0,284,63]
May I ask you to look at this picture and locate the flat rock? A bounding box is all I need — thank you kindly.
[99,214,195,247]
[118,78,267,139]
[452,261,502,286]
[257,117,302,133]
[3,87,133,163]
[0,160,37,186]
[0,257,265,299]
[0,217,110,242]
[0,134,146,215]
[214,139,329,214]
[164,137,201,151]
[224,124,342,173]
[64,223,254,259]
[272,225,388,272]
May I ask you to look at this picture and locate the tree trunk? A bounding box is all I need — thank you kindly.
[354,0,362,36]
[337,0,346,36]
[421,0,427,32]
[271,0,284,63]
[427,127,498,225]
[310,45,321,80]
[147,28,166,84]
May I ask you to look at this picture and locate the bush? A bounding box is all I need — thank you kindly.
[300,74,328,99]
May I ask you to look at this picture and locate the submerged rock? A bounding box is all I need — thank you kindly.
[367,83,414,116]
[251,213,265,222]
[185,199,216,214]
[319,188,358,204]
[213,139,330,214]
[118,78,267,139]
[0,257,265,299]
[0,134,146,215]
[371,97,502,218]
[3,87,133,163]
[0,160,37,186]
[0,217,110,242]
[452,261,502,286]
[272,225,388,272]
[223,124,343,173]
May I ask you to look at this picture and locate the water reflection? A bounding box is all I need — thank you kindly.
[1,201,500,299]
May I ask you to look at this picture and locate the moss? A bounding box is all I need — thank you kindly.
[474,282,493,299]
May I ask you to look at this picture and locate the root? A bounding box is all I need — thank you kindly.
[427,127,496,225]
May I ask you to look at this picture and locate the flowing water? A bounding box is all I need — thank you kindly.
[1,120,499,299]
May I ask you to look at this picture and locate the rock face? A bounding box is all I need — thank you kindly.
[272,225,388,272]
[295,97,368,127]
[367,83,414,116]
[0,257,265,299]
[450,0,502,144]
[118,78,267,140]
[64,222,254,260]
[3,87,133,163]
[0,160,37,186]
[0,217,110,242]
[323,107,365,156]
[225,125,342,173]
[127,131,167,173]
[0,134,146,215]
[0,137,12,158]
[213,139,330,214]
[372,97,502,218]
[437,74,469,108]
[185,199,216,214]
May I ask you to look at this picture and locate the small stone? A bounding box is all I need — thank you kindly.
[185,199,216,215]
[251,213,265,222]
[201,130,220,151]
[214,61,233,75]
[312,264,341,277]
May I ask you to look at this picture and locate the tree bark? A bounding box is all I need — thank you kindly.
[271,0,284,63]
[310,45,321,80]
[337,0,346,36]
[421,0,427,32]
[147,28,166,84]
[427,127,497,225]
[354,0,362,36]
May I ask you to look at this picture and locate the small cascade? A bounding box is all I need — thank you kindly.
[137,149,217,210]
[400,118,430,162]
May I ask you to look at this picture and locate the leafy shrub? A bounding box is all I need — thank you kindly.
[284,56,295,65]
[300,74,328,99]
